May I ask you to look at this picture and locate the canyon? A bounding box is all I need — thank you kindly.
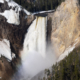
[0,0,80,80]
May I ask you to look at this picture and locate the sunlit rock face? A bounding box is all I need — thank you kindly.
[47,0,80,57]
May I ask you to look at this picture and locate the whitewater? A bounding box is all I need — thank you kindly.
[11,16,56,80]
[21,16,47,59]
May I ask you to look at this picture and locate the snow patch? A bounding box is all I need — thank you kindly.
[0,39,12,60]
[24,9,31,15]
[12,53,16,59]
[0,9,20,25]
[0,0,4,3]
[5,0,10,2]
[7,0,22,12]
[6,0,30,15]
[0,0,31,25]
[33,10,55,15]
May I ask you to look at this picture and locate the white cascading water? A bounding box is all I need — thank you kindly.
[21,16,47,60]
[12,16,56,80]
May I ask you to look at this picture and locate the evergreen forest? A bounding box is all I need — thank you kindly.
[14,0,65,12]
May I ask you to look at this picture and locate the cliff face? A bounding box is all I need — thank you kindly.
[48,0,80,57]
[0,0,34,56]
[0,56,14,80]
[0,0,34,79]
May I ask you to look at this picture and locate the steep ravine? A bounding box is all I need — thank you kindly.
[48,0,80,57]
[0,0,80,80]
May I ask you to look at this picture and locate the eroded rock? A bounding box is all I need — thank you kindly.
[48,0,80,57]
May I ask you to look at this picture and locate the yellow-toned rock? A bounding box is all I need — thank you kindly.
[48,0,80,57]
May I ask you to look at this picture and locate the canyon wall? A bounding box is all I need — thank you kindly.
[48,0,80,57]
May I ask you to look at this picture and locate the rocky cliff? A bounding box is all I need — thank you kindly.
[48,0,80,57]
[0,0,34,79]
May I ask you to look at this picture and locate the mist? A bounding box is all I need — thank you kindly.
[12,47,57,80]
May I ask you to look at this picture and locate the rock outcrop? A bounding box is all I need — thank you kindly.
[0,56,14,80]
[0,0,34,79]
[48,0,80,57]
[0,0,34,56]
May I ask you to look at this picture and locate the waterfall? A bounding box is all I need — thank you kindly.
[13,16,56,80]
[21,16,47,60]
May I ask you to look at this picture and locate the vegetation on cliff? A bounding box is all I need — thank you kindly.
[13,0,65,12]
[42,46,80,80]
